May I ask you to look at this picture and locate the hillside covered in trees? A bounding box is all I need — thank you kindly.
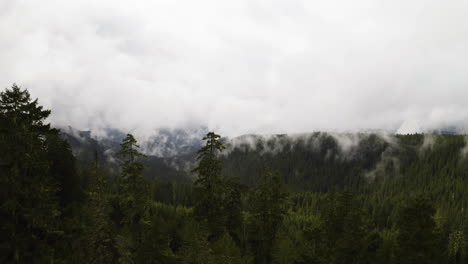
[1,84,468,263]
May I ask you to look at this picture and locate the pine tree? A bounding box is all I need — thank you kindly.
[46,132,83,207]
[192,132,226,239]
[222,178,244,244]
[136,214,175,264]
[117,133,148,226]
[247,168,288,264]
[178,220,215,264]
[395,195,442,264]
[82,157,118,264]
[0,84,61,263]
[116,133,149,263]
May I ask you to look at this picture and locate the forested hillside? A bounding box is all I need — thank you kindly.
[1,84,468,263]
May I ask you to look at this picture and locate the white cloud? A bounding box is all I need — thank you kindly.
[1,0,468,137]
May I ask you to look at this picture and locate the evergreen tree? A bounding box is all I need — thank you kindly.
[136,213,175,264]
[222,177,245,244]
[116,133,149,262]
[247,168,288,264]
[192,132,226,239]
[0,84,61,263]
[82,157,118,264]
[272,228,305,264]
[178,220,215,264]
[320,191,371,264]
[395,195,442,264]
[46,132,83,207]
[117,133,148,225]
[212,232,242,264]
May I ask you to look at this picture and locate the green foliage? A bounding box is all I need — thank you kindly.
[247,168,289,264]
[447,230,464,263]
[135,213,176,264]
[82,161,118,264]
[212,232,242,264]
[395,195,442,264]
[178,220,215,264]
[0,84,61,263]
[192,132,235,239]
[117,133,149,225]
[272,227,306,264]
[116,134,151,262]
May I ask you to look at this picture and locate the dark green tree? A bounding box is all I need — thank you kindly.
[116,133,149,263]
[212,232,242,264]
[178,220,215,264]
[395,195,442,264]
[46,132,83,207]
[192,132,226,239]
[222,178,245,244]
[319,191,371,264]
[82,157,118,264]
[117,133,148,225]
[0,84,61,263]
[136,214,176,264]
[247,168,288,264]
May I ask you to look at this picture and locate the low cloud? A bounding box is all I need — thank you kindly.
[1,0,468,138]
[462,136,468,158]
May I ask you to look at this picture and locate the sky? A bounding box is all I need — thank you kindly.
[1,0,468,138]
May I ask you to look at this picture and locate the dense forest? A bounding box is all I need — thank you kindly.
[1,84,468,264]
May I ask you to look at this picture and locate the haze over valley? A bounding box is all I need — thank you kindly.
[2,1,468,263]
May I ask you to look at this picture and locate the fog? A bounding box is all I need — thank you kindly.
[1,0,468,138]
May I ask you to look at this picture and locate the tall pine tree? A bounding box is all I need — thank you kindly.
[0,84,61,263]
[82,155,118,264]
[192,132,226,240]
[116,133,149,263]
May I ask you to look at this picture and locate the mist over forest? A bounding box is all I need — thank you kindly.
[1,84,468,263]
[2,0,468,263]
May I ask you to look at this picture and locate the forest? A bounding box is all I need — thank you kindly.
[1,84,468,264]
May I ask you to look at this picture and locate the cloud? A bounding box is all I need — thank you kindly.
[1,0,468,138]
[462,136,468,158]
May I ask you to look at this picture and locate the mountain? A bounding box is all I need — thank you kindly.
[141,127,206,157]
[60,127,468,194]
[60,126,194,181]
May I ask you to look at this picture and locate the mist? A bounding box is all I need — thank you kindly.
[1,0,468,138]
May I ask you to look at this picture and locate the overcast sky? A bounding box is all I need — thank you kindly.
[1,0,468,137]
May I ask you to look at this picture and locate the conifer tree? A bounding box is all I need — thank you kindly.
[212,232,242,264]
[179,220,215,264]
[192,132,225,239]
[117,133,148,225]
[0,84,61,263]
[395,195,442,264]
[46,132,83,207]
[222,178,244,244]
[272,228,304,264]
[136,214,175,264]
[116,133,149,263]
[247,168,288,264]
[82,155,118,264]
